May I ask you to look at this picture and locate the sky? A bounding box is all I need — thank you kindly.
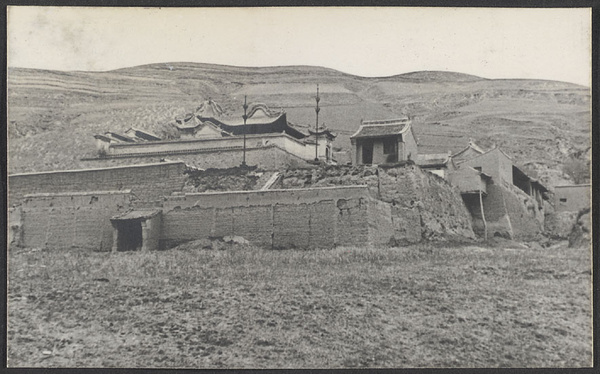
[7,6,592,86]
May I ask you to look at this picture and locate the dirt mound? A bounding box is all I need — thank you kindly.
[545,211,580,239]
[568,209,591,248]
[172,236,254,251]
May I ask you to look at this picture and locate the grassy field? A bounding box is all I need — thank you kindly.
[7,240,592,368]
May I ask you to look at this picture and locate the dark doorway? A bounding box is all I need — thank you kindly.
[362,140,374,164]
[512,166,531,195]
[115,220,143,251]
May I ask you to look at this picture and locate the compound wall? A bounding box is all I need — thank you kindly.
[276,164,476,243]
[82,146,312,172]
[19,191,134,251]
[482,182,544,240]
[9,161,187,205]
[159,186,391,249]
[554,184,591,213]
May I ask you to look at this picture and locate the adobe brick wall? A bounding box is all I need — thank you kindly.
[461,194,486,237]
[554,185,591,212]
[159,186,376,250]
[9,162,187,205]
[82,146,313,171]
[366,198,396,246]
[276,164,475,243]
[482,182,544,240]
[500,183,544,240]
[481,183,514,239]
[19,191,134,251]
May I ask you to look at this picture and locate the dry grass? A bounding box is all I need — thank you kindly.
[7,241,592,368]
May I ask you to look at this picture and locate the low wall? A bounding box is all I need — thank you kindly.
[9,161,187,205]
[18,191,134,251]
[160,186,390,249]
[554,185,591,213]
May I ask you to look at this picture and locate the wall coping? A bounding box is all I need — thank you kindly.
[180,185,369,198]
[108,132,310,149]
[23,189,133,198]
[554,184,591,188]
[9,161,185,177]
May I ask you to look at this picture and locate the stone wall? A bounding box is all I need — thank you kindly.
[19,191,134,251]
[275,164,476,243]
[9,161,187,205]
[159,186,387,249]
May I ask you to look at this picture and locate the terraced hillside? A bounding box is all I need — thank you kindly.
[7,63,590,188]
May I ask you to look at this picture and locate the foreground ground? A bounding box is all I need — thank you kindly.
[7,240,592,368]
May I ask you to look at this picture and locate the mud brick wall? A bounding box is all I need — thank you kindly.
[366,198,396,246]
[160,186,378,250]
[277,164,475,243]
[500,184,544,240]
[554,185,591,213]
[482,183,544,240]
[82,146,312,171]
[461,194,486,237]
[480,184,513,239]
[378,165,475,241]
[9,162,187,205]
[19,191,134,251]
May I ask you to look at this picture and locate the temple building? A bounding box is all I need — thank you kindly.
[93,99,337,166]
[350,117,418,165]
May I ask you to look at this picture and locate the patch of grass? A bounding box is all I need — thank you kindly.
[7,242,592,368]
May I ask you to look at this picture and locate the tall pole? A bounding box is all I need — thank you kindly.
[315,84,320,162]
[242,95,248,167]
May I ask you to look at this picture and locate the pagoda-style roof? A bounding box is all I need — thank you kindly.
[416,153,452,168]
[451,139,487,162]
[198,102,307,140]
[307,127,337,140]
[124,128,161,141]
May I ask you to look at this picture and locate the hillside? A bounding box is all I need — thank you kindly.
[7,62,591,188]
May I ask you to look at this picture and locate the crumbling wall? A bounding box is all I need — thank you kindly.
[461,194,486,237]
[481,182,544,240]
[544,211,580,239]
[9,161,187,205]
[276,164,475,243]
[159,186,383,249]
[19,191,134,251]
[183,166,265,193]
[568,209,591,248]
[501,184,544,240]
[377,165,474,242]
[481,184,514,239]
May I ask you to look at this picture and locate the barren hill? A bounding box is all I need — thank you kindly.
[7,62,590,187]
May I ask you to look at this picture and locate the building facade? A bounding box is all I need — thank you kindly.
[350,117,418,165]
